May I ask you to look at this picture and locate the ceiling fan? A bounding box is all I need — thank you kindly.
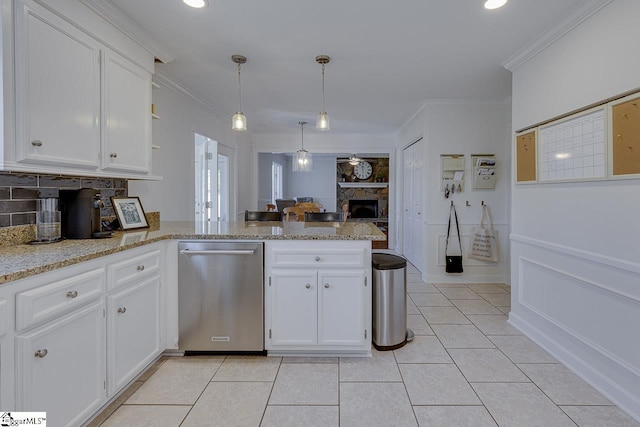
[337,154,364,165]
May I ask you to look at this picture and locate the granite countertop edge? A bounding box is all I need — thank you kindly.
[0,221,385,285]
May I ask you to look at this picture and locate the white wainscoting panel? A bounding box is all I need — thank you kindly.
[510,235,640,422]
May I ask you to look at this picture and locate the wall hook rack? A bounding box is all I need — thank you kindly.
[451,200,454,206]
[466,201,471,206]
[481,201,486,206]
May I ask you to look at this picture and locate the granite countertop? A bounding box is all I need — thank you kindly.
[0,221,385,285]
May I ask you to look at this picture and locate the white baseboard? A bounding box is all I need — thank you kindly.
[425,274,508,284]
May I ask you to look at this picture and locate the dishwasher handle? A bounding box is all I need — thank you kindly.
[180,249,256,256]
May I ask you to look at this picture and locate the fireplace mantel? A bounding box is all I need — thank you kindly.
[337,182,389,188]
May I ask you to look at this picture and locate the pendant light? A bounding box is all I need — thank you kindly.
[231,55,247,131]
[315,55,330,130]
[293,121,313,172]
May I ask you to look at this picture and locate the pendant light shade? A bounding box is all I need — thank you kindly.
[484,0,507,9]
[293,121,313,172]
[231,55,247,131]
[315,55,330,130]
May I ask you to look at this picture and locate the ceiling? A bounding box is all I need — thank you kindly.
[109,0,584,135]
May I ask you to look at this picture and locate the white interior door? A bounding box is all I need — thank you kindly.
[195,134,234,222]
[402,144,414,262]
[412,139,424,271]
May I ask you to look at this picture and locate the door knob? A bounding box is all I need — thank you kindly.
[117,307,127,314]
[34,349,48,358]
[31,140,43,147]
[324,283,330,288]
[315,256,320,261]
[137,265,145,271]
[305,284,311,289]
[110,152,118,158]
[66,290,78,298]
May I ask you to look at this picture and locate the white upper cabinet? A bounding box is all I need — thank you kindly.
[6,0,156,179]
[14,0,101,170]
[102,50,152,174]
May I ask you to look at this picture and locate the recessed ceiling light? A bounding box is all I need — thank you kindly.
[484,0,508,10]
[183,0,208,8]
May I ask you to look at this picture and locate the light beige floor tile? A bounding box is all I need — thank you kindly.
[86,381,143,427]
[182,382,272,426]
[394,335,452,364]
[400,364,481,405]
[125,358,222,405]
[518,363,612,405]
[282,356,338,363]
[407,298,421,315]
[498,284,511,291]
[407,282,440,293]
[137,356,170,382]
[340,382,417,427]
[496,306,511,315]
[261,406,339,427]
[431,324,495,349]
[407,272,424,282]
[452,299,502,315]
[473,383,576,427]
[407,314,434,335]
[438,287,482,300]
[409,292,452,307]
[413,406,497,427]
[560,405,640,427]
[479,293,512,306]
[488,335,558,364]
[419,306,471,325]
[467,314,522,335]
[270,363,338,404]
[101,405,190,427]
[340,348,402,382]
[465,283,508,293]
[212,355,281,381]
[449,349,529,382]
[433,282,468,288]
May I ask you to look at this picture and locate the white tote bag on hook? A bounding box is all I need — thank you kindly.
[468,205,498,262]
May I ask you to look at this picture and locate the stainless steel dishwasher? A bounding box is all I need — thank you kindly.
[178,241,264,353]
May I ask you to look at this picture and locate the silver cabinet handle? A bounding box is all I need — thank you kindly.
[180,249,255,255]
[66,290,78,298]
[34,349,48,358]
[110,152,118,158]
[305,284,311,289]
[324,283,330,288]
[117,307,127,314]
[137,265,145,271]
[31,140,43,147]
[315,256,320,261]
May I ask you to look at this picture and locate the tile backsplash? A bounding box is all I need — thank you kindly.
[0,172,127,228]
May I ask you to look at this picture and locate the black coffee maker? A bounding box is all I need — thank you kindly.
[59,189,112,239]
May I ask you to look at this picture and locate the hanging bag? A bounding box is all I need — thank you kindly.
[445,204,464,273]
[468,204,498,262]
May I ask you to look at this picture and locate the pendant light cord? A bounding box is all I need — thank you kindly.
[321,63,325,113]
[237,63,242,112]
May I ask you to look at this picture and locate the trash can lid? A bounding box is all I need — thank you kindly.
[372,253,407,270]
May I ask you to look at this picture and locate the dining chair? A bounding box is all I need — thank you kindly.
[244,211,281,221]
[283,206,320,221]
[265,204,276,212]
[295,202,323,210]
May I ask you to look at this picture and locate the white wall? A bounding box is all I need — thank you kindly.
[508,0,640,420]
[396,101,512,283]
[129,74,252,221]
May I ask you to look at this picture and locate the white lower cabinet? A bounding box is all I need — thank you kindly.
[265,241,371,354]
[15,300,105,427]
[107,275,161,395]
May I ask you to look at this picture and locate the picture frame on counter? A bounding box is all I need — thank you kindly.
[111,196,149,230]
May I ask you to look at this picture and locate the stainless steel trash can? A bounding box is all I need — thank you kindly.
[372,253,414,350]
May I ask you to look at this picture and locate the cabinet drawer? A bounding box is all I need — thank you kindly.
[16,268,104,331]
[107,250,160,291]
[0,298,7,336]
[270,248,366,268]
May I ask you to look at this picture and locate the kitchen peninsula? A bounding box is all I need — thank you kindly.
[0,221,384,426]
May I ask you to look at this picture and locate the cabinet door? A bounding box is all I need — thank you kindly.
[102,50,152,174]
[16,300,105,427]
[318,270,366,347]
[107,276,161,396]
[269,270,317,347]
[15,0,100,170]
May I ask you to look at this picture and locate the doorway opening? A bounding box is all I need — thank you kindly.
[194,133,230,222]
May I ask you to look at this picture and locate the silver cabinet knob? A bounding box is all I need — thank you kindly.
[324,283,330,288]
[110,152,118,158]
[66,290,78,298]
[305,284,311,289]
[315,256,320,262]
[117,307,127,314]
[34,349,48,358]
[31,140,43,147]
[137,265,145,271]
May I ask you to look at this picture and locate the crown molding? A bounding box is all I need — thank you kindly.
[153,72,229,120]
[502,0,613,71]
[80,0,176,63]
